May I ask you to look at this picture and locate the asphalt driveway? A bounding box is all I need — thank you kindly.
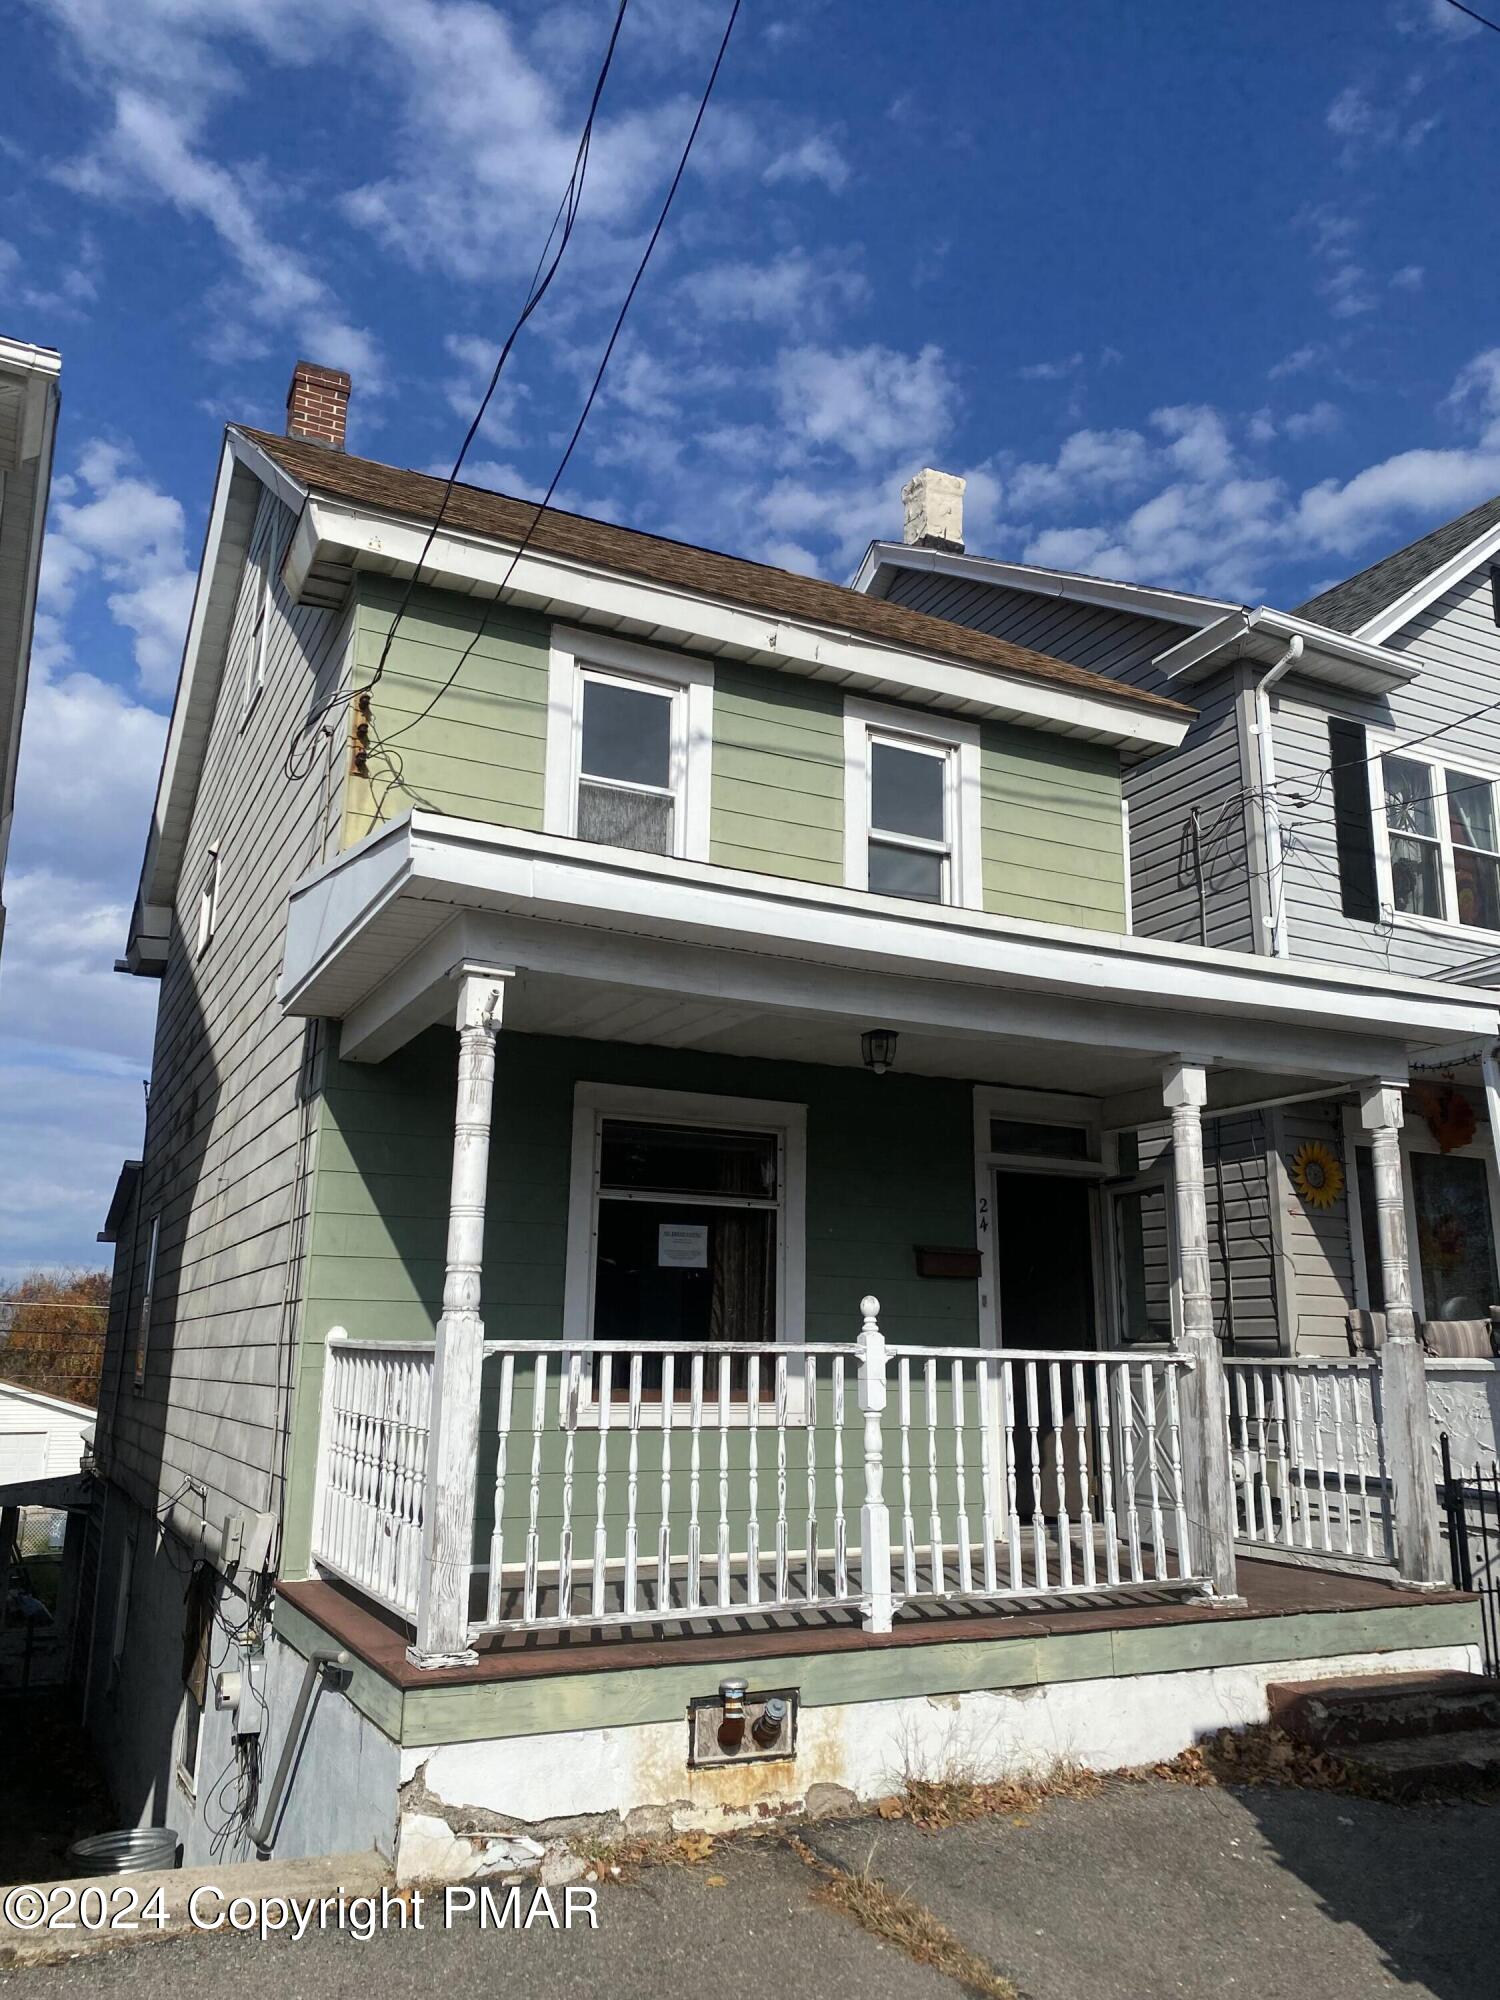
[16,1781,1500,2000]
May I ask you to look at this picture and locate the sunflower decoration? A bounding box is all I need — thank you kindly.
[1290,1139,1345,1211]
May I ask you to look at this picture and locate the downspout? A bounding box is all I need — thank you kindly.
[1251,635,1303,958]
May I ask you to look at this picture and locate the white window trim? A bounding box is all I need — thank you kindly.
[196,844,220,959]
[134,1215,160,1391]
[241,533,277,724]
[544,627,713,862]
[176,1681,205,1800]
[843,696,983,909]
[562,1080,807,1425]
[1367,733,1500,944]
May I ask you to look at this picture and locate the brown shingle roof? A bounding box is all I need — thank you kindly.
[240,428,1192,724]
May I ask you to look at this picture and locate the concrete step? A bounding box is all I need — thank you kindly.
[1267,1672,1500,1749]
[1334,1727,1500,1799]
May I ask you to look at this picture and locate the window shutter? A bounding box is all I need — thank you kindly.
[1328,717,1379,922]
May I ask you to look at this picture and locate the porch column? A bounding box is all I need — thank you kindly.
[408,965,512,1669]
[1359,1083,1446,1585]
[1164,1061,1238,1598]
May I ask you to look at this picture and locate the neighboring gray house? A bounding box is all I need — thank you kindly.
[859,475,1500,1364]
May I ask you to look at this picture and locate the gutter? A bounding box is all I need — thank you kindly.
[1152,606,1417,693]
[1252,635,1302,958]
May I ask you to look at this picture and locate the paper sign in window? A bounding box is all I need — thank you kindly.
[658,1223,709,1269]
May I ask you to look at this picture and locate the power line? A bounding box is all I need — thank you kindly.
[367,0,743,768]
[1442,0,1500,34]
[283,0,633,783]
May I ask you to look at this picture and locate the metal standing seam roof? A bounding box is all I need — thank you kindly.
[238,428,1193,724]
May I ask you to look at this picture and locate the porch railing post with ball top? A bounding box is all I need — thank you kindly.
[857,1295,894,1633]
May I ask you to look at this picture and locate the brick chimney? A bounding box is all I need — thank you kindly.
[901,468,965,554]
[285,359,351,450]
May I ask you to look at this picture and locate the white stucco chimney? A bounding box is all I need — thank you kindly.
[901,468,965,553]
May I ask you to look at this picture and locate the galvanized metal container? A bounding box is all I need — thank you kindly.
[66,1828,180,1875]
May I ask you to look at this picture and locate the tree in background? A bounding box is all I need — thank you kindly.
[0,1270,110,1408]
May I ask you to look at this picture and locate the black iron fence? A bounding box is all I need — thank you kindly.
[1440,1433,1499,1676]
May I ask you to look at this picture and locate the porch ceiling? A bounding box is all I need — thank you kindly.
[277,813,1500,1114]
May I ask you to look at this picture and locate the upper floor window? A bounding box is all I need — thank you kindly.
[545,628,712,861]
[843,698,982,908]
[1380,752,1500,932]
[196,844,220,957]
[134,1214,160,1390]
[242,532,278,720]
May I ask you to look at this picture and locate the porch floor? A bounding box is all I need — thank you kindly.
[277,1559,1475,1692]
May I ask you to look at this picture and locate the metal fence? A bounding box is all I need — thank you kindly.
[1440,1432,1499,1675]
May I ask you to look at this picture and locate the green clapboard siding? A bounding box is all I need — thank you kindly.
[281,1033,978,1576]
[709,663,844,883]
[980,723,1126,931]
[346,576,550,845]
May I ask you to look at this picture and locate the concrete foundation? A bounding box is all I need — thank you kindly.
[393,1639,1478,1882]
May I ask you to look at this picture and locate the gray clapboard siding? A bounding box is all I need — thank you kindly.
[1277,560,1500,974]
[1136,1113,1282,1350]
[101,482,349,1530]
[877,570,1256,949]
[1275,1101,1357,1355]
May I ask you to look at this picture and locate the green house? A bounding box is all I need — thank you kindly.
[87,367,1491,1875]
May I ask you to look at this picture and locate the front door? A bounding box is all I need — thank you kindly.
[993,1171,1096,1518]
[992,1170,1096,1350]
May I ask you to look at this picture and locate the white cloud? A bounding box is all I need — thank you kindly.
[1005,428,1152,513]
[682,249,867,328]
[763,133,850,193]
[1394,0,1482,38]
[1154,405,1235,481]
[1018,354,1084,382]
[994,346,1500,599]
[1325,82,1441,164]
[1269,344,1325,381]
[0,1047,150,1277]
[1297,204,1377,319]
[1282,401,1344,441]
[43,440,196,695]
[773,342,958,470]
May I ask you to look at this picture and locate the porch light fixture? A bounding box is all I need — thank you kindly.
[861,1029,899,1075]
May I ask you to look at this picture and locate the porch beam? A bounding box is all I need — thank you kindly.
[1163,1060,1239,1600]
[408,963,513,1670]
[1100,1067,1402,1132]
[1358,1082,1447,1586]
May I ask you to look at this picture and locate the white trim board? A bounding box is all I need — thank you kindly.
[561,1080,808,1402]
[842,696,983,909]
[283,811,1500,1058]
[852,541,1233,629]
[273,487,1189,756]
[544,626,714,863]
[1354,517,1500,646]
[1150,608,1416,696]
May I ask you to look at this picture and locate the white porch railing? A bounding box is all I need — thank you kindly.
[307,1318,1208,1639]
[1224,1356,1396,1568]
[470,1337,1204,1638]
[312,1332,433,1622]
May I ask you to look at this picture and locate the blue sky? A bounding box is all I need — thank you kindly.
[3,0,1500,1273]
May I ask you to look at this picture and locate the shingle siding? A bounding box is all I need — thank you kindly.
[100,484,348,1529]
